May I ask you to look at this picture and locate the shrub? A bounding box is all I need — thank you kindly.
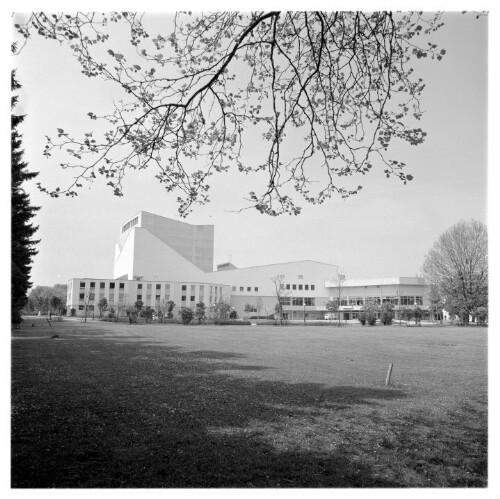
[70,308,76,317]
[142,306,154,324]
[414,307,423,325]
[401,307,414,325]
[380,303,394,325]
[358,312,366,326]
[474,306,488,325]
[179,307,194,325]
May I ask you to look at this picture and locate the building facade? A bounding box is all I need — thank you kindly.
[67,211,431,320]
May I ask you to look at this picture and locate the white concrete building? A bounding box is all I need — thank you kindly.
[67,211,431,320]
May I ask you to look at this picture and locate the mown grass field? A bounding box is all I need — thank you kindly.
[11,319,487,488]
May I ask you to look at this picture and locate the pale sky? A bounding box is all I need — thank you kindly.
[11,10,489,287]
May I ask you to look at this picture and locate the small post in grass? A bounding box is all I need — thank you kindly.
[385,363,393,386]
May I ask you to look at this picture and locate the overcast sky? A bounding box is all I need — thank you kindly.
[11,10,488,286]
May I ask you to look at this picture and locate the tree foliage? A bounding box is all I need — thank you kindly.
[194,301,206,323]
[26,284,66,315]
[211,298,231,324]
[12,70,40,324]
[422,219,487,326]
[14,11,445,216]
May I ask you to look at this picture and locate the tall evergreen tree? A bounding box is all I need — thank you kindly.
[12,70,40,324]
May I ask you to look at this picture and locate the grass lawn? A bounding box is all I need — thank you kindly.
[11,319,487,488]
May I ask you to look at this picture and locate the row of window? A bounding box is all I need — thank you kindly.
[279,297,316,306]
[122,216,138,233]
[232,286,259,292]
[333,296,424,306]
[285,283,315,291]
[80,281,125,290]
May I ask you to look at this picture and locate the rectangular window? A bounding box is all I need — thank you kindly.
[119,282,124,289]
[279,297,291,306]
[79,293,84,300]
[401,296,415,306]
[80,281,85,288]
[190,296,195,302]
[305,285,309,291]
[349,297,363,306]
[286,284,290,290]
[304,298,315,306]
[298,275,303,279]
[156,295,160,301]
[89,293,95,301]
[200,285,204,293]
[79,305,84,310]
[110,282,115,289]
[156,284,161,290]
[247,287,251,292]
[254,287,258,292]
[137,295,142,301]
[311,285,315,291]
[240,286,244,292]
[138,284,142,290]
[416,296,423,306]
[292,297,303,306]
[292,284,297,290]
[340,299,348,306]
[90,282,95,288]
[232,286,236,291]
[109,293,114,302]
[182,285,187,291]
[147,283,152,290]
[181,295,186,302]
[298,284,303,290]
[100,282,105,289]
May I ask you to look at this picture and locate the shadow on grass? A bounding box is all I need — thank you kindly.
[9,332,468,488]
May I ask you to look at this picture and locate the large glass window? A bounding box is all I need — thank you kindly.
[100,282,105,289]
[156,284,161,290]
[292,297,303,306]
[119,282,124,289]
[80,281,85,288]
[279,297,291,306]
[349,297,363,306]
[401,296,415,306]
[304,297,315,306]
[110,282,115,289]
[416,296,423,306]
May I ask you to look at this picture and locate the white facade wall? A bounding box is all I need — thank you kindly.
[67,278,231,318]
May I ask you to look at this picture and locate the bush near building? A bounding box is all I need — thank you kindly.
[179,307,194,325]
[380,303,394,325]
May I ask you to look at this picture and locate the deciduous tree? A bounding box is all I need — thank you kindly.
[14,11,446,216]
[422,219,487,326]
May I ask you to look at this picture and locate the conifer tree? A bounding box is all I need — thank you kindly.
[11,70,40,324]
